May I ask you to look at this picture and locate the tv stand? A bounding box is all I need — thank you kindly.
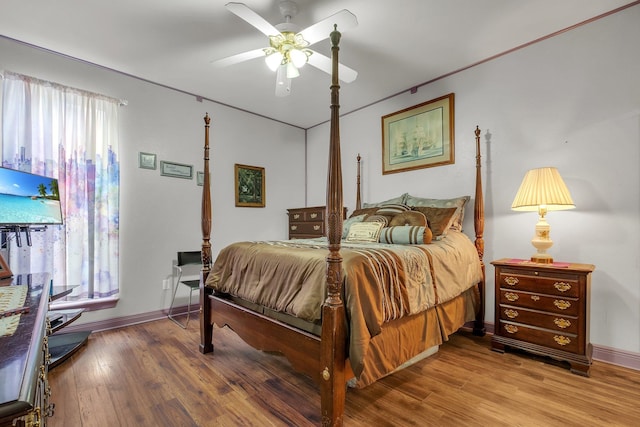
[48,285,91,369]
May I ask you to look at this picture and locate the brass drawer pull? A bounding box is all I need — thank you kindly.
[313,225,320,230]
[504,276,519,286]
[291,225,297,231]
[505,292,519,302]
[504,324,518,334]
[293,214,300,219]
[554,282,572,292]
[554,318,571,329]
[310,213,318,219]
[531,295,540,301]
[554,300,571,310]
[554,335,571,346]
[504,309,519,319]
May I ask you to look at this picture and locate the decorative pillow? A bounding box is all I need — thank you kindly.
[364,214,389,227]
[389,211,427,227]
[348,207,378,219]
[373,204,411,224]
[345,221,384,243]
[411,206,458,239]
[379,226,433,245]
[405,195,470,231]
[362,193,408,208]
[342,214,367,239]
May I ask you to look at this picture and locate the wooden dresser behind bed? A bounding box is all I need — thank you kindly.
[287,206,347,239]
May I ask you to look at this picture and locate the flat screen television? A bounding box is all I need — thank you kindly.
[0,166,63,226]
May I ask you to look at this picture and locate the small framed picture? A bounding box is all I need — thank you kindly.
[160,161,193,179]
[138,152,157,170]
[235,164,265,207]
[196,171,205,186]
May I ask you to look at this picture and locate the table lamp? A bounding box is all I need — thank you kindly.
[511,167,575,264]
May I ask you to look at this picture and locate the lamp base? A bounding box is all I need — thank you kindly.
[531,254,553,264]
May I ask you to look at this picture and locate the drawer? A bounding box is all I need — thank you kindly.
[499,289,579,316]
[290,222,324,235]
[497,269,580,297]
[288,208,325,222]
[498,321,580,353]
[498,305,578,334]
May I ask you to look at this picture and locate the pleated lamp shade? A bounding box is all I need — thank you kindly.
[511,167,575,212]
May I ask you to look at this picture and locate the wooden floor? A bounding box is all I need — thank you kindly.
[48,315,640,427]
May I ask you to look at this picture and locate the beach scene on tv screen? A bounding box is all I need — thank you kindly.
[0,168,63,225]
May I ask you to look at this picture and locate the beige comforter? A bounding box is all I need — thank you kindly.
[205,231,483,380]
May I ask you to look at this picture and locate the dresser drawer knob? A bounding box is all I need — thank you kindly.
[554,300,571,310]
[291,225,297,231]
[504,276,519,286]
[554,335,571,346]
[505,292,519,302]
[313,225,320,230]
[531,295,540,301]
[310,213,318,219]
[293,214,300,219]
[504,324,518,334]
[554,282,572,292]
[554,318,572,329]
[504,309,519,319]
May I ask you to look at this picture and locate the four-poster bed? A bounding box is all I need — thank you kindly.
[198,27,485,426]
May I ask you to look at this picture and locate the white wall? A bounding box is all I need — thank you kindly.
[0,38,307,324]
[307,7,640,354]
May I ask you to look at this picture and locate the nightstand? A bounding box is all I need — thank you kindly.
[287,206,347,239]
[491,258,595,376]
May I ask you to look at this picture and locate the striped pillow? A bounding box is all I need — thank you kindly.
[379,226,433,245]
[375,203,410,217]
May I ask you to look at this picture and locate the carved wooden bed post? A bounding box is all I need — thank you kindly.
[321,25,347,427]
[473,125,486,336]
[200,113,214,353]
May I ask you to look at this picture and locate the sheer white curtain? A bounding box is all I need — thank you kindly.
[2,71,120,300]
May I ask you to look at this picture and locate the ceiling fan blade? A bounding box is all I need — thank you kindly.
[211,48,265,68]
[298,9,358,46]
[226,2,281,37]
[307,52,358,83]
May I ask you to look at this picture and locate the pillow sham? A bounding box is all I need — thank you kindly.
[345,221,384,243]
[362,193,408,208]
[342,214,367,239]
[411,206,458,239]
[379,225,433,245]
[348,207,378,219]
[405,195,470,231]
[364,214,389,227]
[374,203,410,217]
[389,211,427,227]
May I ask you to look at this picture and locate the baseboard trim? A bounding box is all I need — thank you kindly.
[59,304,196,334]
[63,311,640,371]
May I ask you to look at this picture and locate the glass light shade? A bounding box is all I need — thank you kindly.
[265,51,283,71]
[289,48,308,68]
[286,61,300,78]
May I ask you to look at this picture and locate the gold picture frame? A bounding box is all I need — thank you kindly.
[0,253,13,280]
[235,164,265,208]
[381,93,455,174]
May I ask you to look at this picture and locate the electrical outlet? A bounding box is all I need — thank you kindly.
[162,279,171,290]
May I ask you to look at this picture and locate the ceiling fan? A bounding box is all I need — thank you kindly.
[212,1,358,97]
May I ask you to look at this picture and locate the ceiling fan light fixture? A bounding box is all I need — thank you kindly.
[264,50,283,71]
[286,61,300,78]
[289,48,309,68]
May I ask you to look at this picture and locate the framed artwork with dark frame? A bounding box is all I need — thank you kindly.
[138,152,157,170]
[235,164,265,208]
[381,93,455,175]
[0,253,12,280]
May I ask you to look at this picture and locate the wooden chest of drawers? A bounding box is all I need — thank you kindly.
[490,258,595,376]
[287,206,347,239]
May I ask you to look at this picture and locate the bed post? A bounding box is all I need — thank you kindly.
[473,125,486,336]
[355,153,361,211]
[321,25,347,427]
[200,113,214,353]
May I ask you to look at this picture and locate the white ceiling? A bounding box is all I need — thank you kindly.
[0,0,635,129]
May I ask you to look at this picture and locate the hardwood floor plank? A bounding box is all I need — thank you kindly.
[47,316,640,426]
